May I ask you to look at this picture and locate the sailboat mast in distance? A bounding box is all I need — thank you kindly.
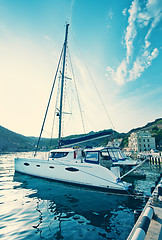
[58,23,69,148]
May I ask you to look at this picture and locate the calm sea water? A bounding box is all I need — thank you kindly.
[0,152,161,240]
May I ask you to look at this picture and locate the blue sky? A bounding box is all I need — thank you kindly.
[0,0,162,137]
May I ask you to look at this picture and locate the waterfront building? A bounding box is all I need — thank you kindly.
[107,138,122,147]
[128,131,156,152]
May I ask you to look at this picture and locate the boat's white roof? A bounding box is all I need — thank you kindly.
[50,148,75,153]
[84,146,121,152]
[84,147,105,152]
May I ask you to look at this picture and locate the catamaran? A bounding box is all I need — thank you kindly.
[15,24,135,193]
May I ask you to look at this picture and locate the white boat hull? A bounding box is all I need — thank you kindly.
[14,157,130,192]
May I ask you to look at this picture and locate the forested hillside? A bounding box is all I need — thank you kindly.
[120,118,162,150]
[0,126,35,152]
[1,118,162,152]
[0,126,118,152]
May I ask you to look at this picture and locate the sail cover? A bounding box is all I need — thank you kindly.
[60,129,113,147]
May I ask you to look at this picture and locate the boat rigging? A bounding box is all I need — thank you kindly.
[14,23,139,194]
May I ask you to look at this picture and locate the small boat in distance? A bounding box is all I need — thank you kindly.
[14,24,133,193]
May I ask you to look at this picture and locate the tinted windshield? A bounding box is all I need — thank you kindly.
[85,152,99,162]
[50,152,68,158]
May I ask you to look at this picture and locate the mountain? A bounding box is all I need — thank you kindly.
[0,125,118,152]
[0,118,162,152]
[0,126,35,152]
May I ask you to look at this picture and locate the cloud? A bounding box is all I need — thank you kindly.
[106,10,114,28]
[106,0,161,85]
[125,0,138,63]
[44,35,52,41]
[128,48,159,81]
[138,0,162,40]
[107,60,127,85]
[122,8,127,16]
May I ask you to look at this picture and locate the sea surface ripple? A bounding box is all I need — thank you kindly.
[0,152,161,239]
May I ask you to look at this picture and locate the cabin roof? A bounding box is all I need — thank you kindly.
[50,148,75,153]
[84,146,120,152]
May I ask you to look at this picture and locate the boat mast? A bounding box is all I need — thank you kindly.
[58,23,69,148]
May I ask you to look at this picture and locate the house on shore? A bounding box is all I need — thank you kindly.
[128,131,156,152]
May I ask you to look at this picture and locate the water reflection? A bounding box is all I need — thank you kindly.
[2,153,157,239]
[12,172,143,240]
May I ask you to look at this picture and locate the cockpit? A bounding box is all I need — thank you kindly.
[84,147,127,168]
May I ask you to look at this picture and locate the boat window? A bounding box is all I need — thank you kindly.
[108,150,116,160]
[49,166,54,169]
[100,150,111,160]
[85,152,99,163]
[24,163,30,166]
[108,149,125,161]
[36,165,40,167]
[65,167,79,172]
[50,152,69,158]
[117,149,125,159]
